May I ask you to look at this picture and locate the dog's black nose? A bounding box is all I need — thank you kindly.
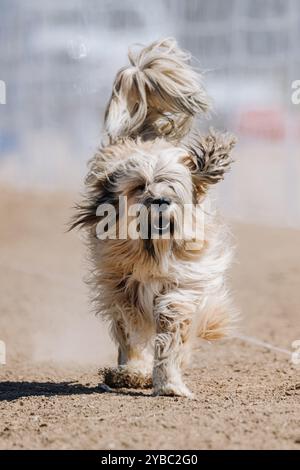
[152,197,171,206]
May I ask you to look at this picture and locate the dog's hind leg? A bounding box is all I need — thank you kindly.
[103,318,154,389]
[153,293,195,398]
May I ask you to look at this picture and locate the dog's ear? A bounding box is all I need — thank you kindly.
[182,130,236,194]
[68,145,124,231]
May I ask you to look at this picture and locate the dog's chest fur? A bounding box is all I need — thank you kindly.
[124,257,178,320]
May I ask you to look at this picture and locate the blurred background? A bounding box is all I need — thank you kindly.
[0,0,299,226]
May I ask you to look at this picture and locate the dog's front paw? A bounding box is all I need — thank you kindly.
[102,366,152,389]
[153,381,194,398]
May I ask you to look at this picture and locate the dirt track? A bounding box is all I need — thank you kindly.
[0,186,299,450]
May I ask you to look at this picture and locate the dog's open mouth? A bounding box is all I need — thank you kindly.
[151,212,174,236]
[153,212,170,232]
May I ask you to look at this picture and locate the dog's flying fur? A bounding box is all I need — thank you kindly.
[104,38,210,143]
[71,38,236,397]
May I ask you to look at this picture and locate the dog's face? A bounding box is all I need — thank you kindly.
[71,132,235,249]
[106,147,194,239]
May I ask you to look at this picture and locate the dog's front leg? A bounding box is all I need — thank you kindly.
[103,316,153,389]
[153,297,194,398]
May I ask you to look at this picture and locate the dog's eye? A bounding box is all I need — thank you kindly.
[135,183,146,193]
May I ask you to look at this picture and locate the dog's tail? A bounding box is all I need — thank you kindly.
[104,38,210,143]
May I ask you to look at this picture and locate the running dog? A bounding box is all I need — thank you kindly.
[70,38,236,397]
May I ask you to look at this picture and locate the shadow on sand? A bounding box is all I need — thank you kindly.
[0,381,151,401]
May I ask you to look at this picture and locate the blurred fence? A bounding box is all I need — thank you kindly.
[0,0,299,226]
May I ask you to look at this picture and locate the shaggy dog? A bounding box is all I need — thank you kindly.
[70,38,236,397]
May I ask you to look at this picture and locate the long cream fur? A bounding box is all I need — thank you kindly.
[71,39,236,398]
[104,38,210,143]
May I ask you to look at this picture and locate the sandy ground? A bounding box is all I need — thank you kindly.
[0,186,299,450]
